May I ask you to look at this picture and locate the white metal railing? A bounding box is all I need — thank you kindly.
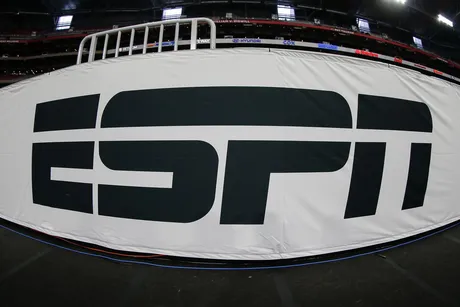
[76,17,216,64]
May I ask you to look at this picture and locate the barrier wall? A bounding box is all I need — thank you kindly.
[1,48,459,260]
[110,38,460,84]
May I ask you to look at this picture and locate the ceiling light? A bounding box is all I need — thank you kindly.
[438,14,453,27]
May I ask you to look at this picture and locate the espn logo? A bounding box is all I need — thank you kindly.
[32,87,433,224]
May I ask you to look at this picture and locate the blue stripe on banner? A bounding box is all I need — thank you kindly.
[155,41,175,47]
[318,43,339,50]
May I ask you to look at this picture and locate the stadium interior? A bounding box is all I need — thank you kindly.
[2,1,460,307]
[1,0,460,87]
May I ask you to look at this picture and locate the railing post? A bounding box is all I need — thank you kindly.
[174,22,180,51]
[88,36,98,62]
[190,19,197,50]
[129,28,135,55]
[209,20,216,49]
[158,24,164,52]
[115,31,121,58]
[76,36,89,64]
[143,26,149,54]
[102,34,109,59]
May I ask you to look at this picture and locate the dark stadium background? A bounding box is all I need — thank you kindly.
[1,0,460,88]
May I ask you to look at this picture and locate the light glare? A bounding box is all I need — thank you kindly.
[438,14,453,27]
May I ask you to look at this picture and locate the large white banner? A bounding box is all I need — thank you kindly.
[0,48,459,260]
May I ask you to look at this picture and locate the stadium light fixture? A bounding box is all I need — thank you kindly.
[356,18,371,33]
[162,7,182,20]
[56,15,73,31]
[394,0,406,4]
[277,5,295,21]
[413,36,423,49]
[438,14,453,27]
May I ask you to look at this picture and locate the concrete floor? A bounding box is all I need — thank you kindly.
[1,219,460,307]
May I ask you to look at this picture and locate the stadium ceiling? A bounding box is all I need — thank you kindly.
[2,0,459,41]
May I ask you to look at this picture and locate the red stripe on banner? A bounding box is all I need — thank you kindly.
[355,50,379,58]
[415,64,427,70]
[394,57,403,64]
[433,70,443,75]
